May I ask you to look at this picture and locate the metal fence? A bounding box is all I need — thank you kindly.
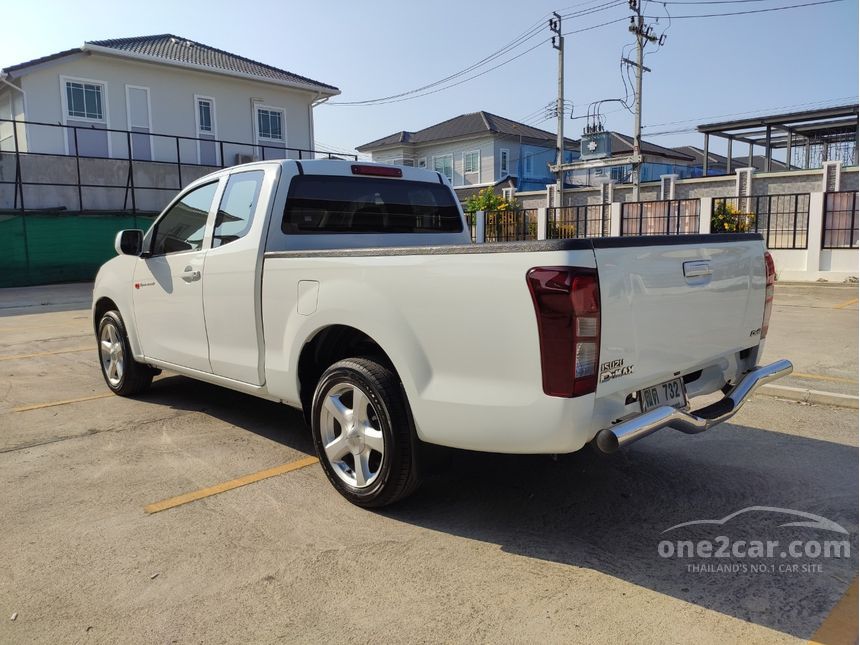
[546,205,609,239]
[822,191,858,249]
[711,194,809,249]
[621,199,700,236]
[484,209,538,242]
[0,118,356,213]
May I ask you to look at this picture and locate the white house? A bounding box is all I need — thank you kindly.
[0,34,340,211]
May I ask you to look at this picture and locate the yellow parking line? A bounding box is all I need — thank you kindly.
[13,392,114,412]
[0,346,91,361]
[834,297,859,309]
[144,456,320,514]
[808,577,858,644]
[793,372,859,385]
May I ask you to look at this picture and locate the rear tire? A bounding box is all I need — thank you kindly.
[311,357,421,507]
[97,310,154,396]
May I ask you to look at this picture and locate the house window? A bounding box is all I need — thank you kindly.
[433,154,453,182]
[198,98,213,133]
[417,157,427,168]
[524,154,534,176]
[65,81,104,120]
[464,150,479,174]
[256,107,284,140]
[500,149,509,176]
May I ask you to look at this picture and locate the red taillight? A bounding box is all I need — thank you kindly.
[526,267,600,397]
[762,251,776,338]
[351,164,402,177]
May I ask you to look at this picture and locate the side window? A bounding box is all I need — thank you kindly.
[213,170,264,248]
[151,182,218,255]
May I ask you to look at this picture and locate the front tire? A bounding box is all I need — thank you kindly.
[97,310,154,396]
[311,357,421,507]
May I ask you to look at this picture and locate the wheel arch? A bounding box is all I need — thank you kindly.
[93,296,119,335]
[297,324,399,422]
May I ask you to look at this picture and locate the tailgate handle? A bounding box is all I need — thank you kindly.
[683,260,712,278]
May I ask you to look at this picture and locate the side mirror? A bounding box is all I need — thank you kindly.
[115,229,144,256]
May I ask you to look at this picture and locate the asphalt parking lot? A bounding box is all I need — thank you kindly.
[0,282,857,644]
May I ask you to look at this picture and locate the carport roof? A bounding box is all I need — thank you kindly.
[696,104,858,147]
[2,34,340,95]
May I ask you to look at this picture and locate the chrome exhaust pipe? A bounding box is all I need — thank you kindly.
[594,359,793,454]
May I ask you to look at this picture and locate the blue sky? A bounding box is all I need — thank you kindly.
[3,0,857,157]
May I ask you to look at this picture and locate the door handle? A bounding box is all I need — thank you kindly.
[181,266,201,282]
[683,260,712,279]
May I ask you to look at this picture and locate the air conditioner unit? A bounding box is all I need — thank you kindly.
[234,153,256,165]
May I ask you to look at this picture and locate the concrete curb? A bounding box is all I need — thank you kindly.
[758,384,859,409]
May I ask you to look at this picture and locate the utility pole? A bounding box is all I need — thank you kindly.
[627,0,661,201]
[550,12,564,206]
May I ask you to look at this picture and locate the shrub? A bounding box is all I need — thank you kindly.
[712,201,755,233]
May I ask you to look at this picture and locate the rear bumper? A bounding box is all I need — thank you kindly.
[594,359,793,453]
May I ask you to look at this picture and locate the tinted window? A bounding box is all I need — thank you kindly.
[151,182,218,255]
[213,171,263,248]
[282,175,463,234]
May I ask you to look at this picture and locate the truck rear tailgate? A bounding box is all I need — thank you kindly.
[593,234,767,398]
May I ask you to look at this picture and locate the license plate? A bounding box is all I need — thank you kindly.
[639,377,687,412]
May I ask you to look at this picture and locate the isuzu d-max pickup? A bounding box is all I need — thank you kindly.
[93,159,792,506]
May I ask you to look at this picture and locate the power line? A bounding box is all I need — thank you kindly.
[642,96,860,129]
[328,0,627,107]
[661,0,808,4]
[562,15,630,35]
[329,39,548,106]
[328,23,546,106]
[644,0,846,18]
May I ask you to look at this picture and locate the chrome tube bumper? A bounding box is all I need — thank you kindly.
[594,359,793,454]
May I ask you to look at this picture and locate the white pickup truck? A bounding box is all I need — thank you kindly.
[93,159,792,506]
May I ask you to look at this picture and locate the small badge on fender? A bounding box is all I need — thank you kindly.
[600,358,634,382]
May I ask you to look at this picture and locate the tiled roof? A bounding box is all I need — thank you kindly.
[3,34,338,93]
[357,111,578,151]
[672,146,796,171]
[672,145,730,165]
[605,132,695,161]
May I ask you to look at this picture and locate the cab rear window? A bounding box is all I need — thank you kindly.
[282,175,463,234]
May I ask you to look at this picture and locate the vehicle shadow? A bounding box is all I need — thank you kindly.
[384,427,858,641]
[139,374,315,455]
[137,375,857,640]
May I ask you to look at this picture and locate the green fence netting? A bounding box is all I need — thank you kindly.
[0,213,156,288]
